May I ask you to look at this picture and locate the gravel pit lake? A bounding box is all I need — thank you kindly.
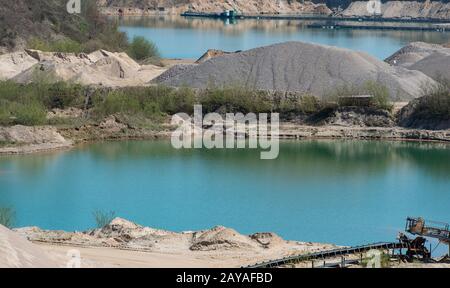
[118,16,450,59]
[1,140,449,247]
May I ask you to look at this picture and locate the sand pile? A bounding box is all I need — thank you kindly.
[0,225,62,268]
[386,42,450,82]
[190,226,259,251]
[158,41,435,100]
[0,51,38,80]
[0,49,166,87]
[16,218,313,253]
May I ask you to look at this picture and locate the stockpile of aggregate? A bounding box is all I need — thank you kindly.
[158,41,435,100]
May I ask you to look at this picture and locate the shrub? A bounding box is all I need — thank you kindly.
[127,36,160,61]
[44,82,85,109]
[93,210,116,228]
[0,207,15,229]
[200,86,272,114]
[327,81,393,111]
[419,80,450,119]
[14,101,47,126]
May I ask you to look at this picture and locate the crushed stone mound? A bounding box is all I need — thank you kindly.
[0,225,61,268]
[386,42,450,82]
[190,226,259,251]
[159,41,435,100]
[152,64,197,84]
[3,49,166,87]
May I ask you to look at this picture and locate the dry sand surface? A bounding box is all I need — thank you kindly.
[0,49,167,87]
[0,225,63,268]
[158,41,436,100]
[11,218,337,268]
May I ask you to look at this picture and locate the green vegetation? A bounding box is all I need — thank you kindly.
[2,79,423,129]
[361,251,392,268]
[1,0,156,59]
[28,38,83,53]
[127,36,160,62]
[326,81,394,111]
[93,210,116,228]
[0,207,15,229]
[418,80,450,119]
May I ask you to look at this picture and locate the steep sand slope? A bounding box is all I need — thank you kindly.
[0,225,62,268]
[158,41,436,100]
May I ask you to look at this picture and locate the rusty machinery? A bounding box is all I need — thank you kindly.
[399,217,450,262]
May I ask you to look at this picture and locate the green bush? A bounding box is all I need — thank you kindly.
[0,207,15,229]
[127,36,160,61]
[418,80,450,119]
[44,82,85,109]
[327,81,393,111]
[200,86,272,114]
[14,101,47,126]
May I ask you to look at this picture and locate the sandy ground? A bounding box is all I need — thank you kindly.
[37,244,216,268]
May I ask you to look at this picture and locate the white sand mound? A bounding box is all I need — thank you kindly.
[0,51,38,80]
[0,225,61,268]
[159,41,435,100]
[3,49,166,87]
[190,226,259,251]
[386,42,450,82]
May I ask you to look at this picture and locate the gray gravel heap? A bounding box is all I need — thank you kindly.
[386,42,450,82]
[158,41,436,101]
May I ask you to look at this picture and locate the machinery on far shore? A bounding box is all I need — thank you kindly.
[247,217,449,268]
[403,217,450,260]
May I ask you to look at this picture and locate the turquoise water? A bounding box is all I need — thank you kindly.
[0,140,449,247]
[118,16,450,59]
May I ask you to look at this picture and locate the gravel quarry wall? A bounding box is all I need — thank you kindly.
[341,1,450,19]
[158,41,436,101]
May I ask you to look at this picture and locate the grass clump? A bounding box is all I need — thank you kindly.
[93,210,116,228]
[28,38,83,53]
[0,207,15,229]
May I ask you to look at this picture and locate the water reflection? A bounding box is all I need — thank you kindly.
[0,140,448,245]
[117,16,450,59]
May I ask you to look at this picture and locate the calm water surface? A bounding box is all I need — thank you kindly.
[0,140,449,247]
[118,16,450,59]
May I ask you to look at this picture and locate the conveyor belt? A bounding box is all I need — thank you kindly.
[246,242,408,268]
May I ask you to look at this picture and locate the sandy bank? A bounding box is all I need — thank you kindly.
[10,218,336,268]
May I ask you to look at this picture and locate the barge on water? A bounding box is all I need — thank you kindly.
[181,12,450,24]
